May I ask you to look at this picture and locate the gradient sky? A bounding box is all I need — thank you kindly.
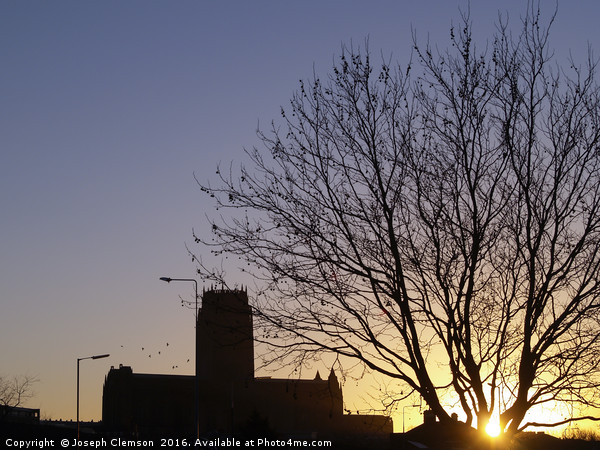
[2,0,598,428]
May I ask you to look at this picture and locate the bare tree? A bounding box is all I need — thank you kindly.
[0,375,38,409]
[194,5,600,436]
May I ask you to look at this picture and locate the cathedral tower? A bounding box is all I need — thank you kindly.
[196,288,254,383]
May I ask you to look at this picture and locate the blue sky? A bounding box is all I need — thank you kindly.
[1,0,598,425]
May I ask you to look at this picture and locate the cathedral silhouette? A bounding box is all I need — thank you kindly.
[102,288,392,438]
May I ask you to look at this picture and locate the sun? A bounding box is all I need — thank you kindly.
[486,420,501,438]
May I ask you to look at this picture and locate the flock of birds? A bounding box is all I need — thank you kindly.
[119,342,191,371]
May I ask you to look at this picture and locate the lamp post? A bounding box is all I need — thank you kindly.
[77,353,109,440]
[160,276,199,439]
[403,404,420,433]
[402,404,420,450]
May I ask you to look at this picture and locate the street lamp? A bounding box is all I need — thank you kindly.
[160,276,199,438]
[77,353,109,440]
[402,403,420,450]
[403,404,420,433]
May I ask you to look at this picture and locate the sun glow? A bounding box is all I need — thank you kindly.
[485,420,501,438]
